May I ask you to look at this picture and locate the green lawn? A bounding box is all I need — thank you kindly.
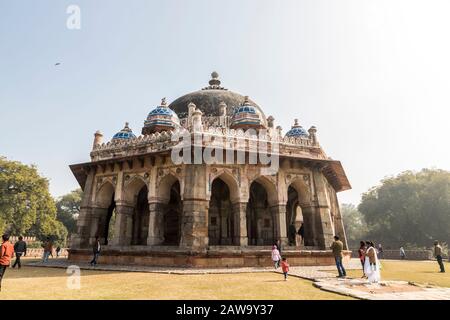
[346,260,450,287]
[0,261,352,300]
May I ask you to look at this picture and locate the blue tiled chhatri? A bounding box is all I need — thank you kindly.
[112,122,136,141]
[285,119,309,138]
[230,96,262,129]
[143,98,180,133]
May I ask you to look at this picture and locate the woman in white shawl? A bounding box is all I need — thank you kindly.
[364,241,381,283]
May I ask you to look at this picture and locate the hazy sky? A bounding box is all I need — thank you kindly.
[1,0,449,205]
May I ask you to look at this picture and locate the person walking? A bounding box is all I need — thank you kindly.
[298,223,305,245]
[12,236,27,269]
[42,237,53,262]
[55,246,61,258]
[281,257,290,281]
[0,234,15,292]
[433,240,445,273]
[271,245,281,269]
[90,236,101,266]
[330,236,346,278]
[275,240,283,256]
[358,241,366,277]
[400,246,406,260]
[377,243,383,259]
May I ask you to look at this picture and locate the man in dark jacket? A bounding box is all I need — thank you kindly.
[434,240,445,273]
[12,236,27,269]
[90,236,101,266]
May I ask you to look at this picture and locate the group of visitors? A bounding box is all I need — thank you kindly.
[358,241,381,283]
[271,240,290,280]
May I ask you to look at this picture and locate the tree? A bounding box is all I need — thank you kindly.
[0,157,68,243]
[358,169,450,248]
[56,189,82,235]
[341,203,368,248]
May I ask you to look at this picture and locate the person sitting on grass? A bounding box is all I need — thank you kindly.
[271,245,281,269]
[281,257,289,281]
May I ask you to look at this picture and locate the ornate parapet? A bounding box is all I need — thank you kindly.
[89,125,326,162]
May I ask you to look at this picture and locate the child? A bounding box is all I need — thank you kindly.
[271,245,281,269]
[281,257,289,280]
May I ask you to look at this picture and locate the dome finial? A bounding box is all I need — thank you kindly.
[125,122,129,128]
[294,119,299,126]
[208,71,221,87]
[161,97,167,106]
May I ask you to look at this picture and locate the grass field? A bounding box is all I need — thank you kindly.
[0,262,352,300]
[346,260,450,287]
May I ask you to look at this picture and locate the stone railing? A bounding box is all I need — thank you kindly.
[21,248,69,258]
[91,126,325,161]
[350,248,440,261]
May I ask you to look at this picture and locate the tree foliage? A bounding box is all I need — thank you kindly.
[0,157,67,243]
[340,203,368,248]
[358,169,450,248]
[56,189,82,235]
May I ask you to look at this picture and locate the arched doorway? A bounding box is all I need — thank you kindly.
[163,181,182,245]
[208,178,234,245]
[286,186,304,246]
[94,182,116,245]
[247,181,274,245]
[287,179,314,246]
[131,185,149,245]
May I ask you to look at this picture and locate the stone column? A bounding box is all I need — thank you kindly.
[111,203,134,246]
[270,204,288,245]
[312,168,335,249]
[232,202,248,246]
[299,204,316,247]
[147,202,165,245]
[180,164,208,250]
[88,207,106,244]
[70,169,95,249]
[180,199,209,249]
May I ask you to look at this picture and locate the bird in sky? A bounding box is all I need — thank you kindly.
[55,62,61,66]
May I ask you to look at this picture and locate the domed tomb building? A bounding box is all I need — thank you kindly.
[69,72,351,267]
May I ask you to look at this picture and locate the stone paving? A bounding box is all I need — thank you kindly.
[28,258,450,300]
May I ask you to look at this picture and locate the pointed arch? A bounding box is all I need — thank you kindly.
[95,181,115,208]
[249,175,279,206]
[210,171,241,204]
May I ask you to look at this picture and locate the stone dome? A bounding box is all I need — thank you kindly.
[142,98,180,135]
[168,72,267,125]
[112,122,136,141]
[285,119,309,138]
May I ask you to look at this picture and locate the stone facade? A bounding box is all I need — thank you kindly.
[69,73,351,267]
